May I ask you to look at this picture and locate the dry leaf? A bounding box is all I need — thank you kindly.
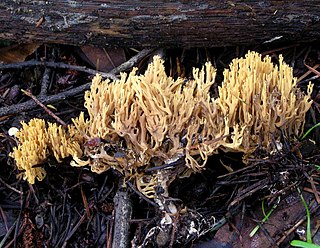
[0,44,40,63]
[79,46,126,72]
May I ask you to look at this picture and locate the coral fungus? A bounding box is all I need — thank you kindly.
[11,119,82,184]
[10,52,313,197]
[215,52,313,153]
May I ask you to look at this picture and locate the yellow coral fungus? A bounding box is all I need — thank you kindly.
[72,56,223,178]
[215,52,313,153]
[11,119,48,184]
[47,123,83,162]
[10,52,313,198]
[10,120,83,184]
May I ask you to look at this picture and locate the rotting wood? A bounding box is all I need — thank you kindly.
[0,1,319,47]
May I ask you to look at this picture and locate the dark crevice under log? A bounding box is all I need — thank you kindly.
[0,1,319,47]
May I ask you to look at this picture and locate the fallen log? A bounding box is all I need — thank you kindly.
[0,1,319,47]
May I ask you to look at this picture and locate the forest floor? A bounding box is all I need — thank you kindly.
[0,43,319,247]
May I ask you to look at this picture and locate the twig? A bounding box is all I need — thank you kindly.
[13,191,24,248]
[40,68,51,96]
[169,215,178,248]
[112,188,132,248]
[93,212,101,246]
[0,177,22,195]
[249,210,279,248]
[144,157,185,172]
[28,184,39,206]
[106,219,113,248]
[62,211,87,248]
[55,204,72,248]
[305,174,320,204]
[304,62,320,77]
[0,82,91,117]
[80,186,91,219]
[297,64,320,83]
[0,48,155,118]
[0,207,9,232]
[126,181,158,207]
[97,175,109,200]
[0,61,118,81]
[217,163,258,179]
[21,89,67,127]
[0,219,17,248]
[228,179,269,208]
[261,44,300,56]
[237,203,247,244]
[298,74,320,85]
[276,201,319,246]
[110,48,155,74]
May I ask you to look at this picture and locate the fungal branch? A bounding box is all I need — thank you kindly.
[10,52,313,198]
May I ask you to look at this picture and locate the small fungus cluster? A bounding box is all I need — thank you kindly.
[10,52,313,197]
[11,119,83,184]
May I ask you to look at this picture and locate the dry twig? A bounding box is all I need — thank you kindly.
[21,89,67,127]
[0,61,118,81]
[112,188,132,248]
[0,177,22,195]
[0,48,153,118]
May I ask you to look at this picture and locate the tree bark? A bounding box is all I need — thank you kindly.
[0,1,319,47]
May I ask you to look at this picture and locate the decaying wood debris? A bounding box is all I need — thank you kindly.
[0,1,319,47]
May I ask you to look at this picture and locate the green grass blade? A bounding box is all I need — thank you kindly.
[290,240,320,248]
[300,123,320,140]
[297,188,312,243]
[249,197,280,237]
